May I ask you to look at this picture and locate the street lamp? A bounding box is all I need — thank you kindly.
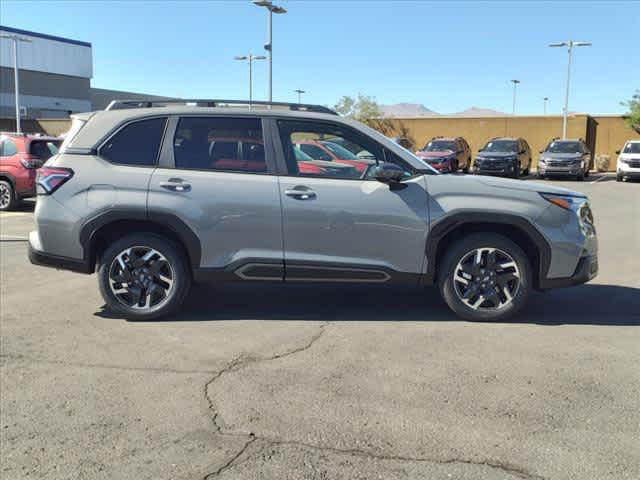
[294,89,305,103]
[510,79,520,115]
[549,40,591,139]
[253,0,287,105]
[543,97,549,115]
[0,33,32,133]
[234,54,266,106]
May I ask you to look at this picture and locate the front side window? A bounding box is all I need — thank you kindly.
[278,120,412,180]
[100,117,167,166]
[173,117,266,173]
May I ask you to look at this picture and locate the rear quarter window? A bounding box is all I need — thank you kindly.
[100,117,167,166]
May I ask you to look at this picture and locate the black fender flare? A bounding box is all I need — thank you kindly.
[79,208,202,270]
[423,210,551,287]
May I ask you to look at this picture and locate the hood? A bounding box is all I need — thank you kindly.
[541,152,583,160]
[416,150,455,159]
[619,153,640,160]
[475,175,584,196]
[477,152,518,159]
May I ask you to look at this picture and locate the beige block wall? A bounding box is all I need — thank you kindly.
[0,118,72,136]
[593,116,640,164]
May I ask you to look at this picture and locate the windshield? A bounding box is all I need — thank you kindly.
[482,140,518,153]
[424,140,456,152]
[546,141,582,154]
[321,141,359,159]
[623,142,640,154]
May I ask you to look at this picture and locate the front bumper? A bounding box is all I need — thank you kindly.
[538,163,583,176]
[618,162,640,177]
[474,165,514,176]
[539,254,598,289]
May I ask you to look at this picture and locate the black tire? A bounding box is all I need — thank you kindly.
[0,180,18,211]
[576,169,585,181]
[438,233,532,322]
[523,160,531,176]
[462,158,471,174]
[511,161,520,179]
[616,171,623,182]
[98,233,191,321]
[536,172,545,180]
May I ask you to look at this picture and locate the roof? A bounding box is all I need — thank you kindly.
[0,25,91,48]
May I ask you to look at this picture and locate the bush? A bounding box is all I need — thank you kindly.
[595,154,610,172]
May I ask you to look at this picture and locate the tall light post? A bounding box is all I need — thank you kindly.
[294,89,305,103]
[0,33,31,133]
[253,0,287,105]
[543,97,549,115]
[549,40,591,139]
[510,79,520,115]
[234,54,266,106]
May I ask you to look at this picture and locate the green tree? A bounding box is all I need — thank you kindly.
[621,89,640,133]
[333,94,415,149]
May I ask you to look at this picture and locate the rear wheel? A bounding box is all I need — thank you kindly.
[438,233,532,321]
[0,180,17,211]
[98,233,191,321]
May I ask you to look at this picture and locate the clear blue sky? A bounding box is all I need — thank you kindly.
[2,0,638,114]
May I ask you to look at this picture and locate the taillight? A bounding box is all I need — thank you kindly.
[36,167,74,195]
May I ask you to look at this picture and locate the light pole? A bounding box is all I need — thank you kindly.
[234,54,266,106]
[510,79,520,115]
[549,40,591,139]
[543,97,549,115]
[294,89,305,103]
[253,0,287,105]
[0,33,31,133]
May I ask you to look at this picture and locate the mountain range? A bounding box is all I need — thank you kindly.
[380,103,505,118]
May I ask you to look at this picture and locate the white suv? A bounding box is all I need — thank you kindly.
[616,140,640,182]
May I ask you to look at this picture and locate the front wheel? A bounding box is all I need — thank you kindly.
[98,233,191,320]
[438,233,532,321]
[462,158,471,174]
[616,171,623,182]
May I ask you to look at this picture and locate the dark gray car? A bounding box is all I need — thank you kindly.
[537,138,592,180]
[28,100,598,322]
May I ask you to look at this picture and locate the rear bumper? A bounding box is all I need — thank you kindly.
[28,232,92,274]
[538,254,598,289]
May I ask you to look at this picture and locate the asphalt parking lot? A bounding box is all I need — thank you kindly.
[1,174,639,480]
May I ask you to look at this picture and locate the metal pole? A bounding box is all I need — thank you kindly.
[267,10,272,104]
[12,38,21,134]
[544,97,548,115]
[562,42,573,139]
[248,55,253,107]
[512,82,517,116]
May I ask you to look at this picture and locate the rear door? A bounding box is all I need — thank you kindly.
[274,118,429,281]
[147,115,283,277]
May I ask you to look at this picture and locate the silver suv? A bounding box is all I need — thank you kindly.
[29,100,598,322]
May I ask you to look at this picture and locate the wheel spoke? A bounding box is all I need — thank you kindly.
[471,295,485,309]
[128,286,142,306]
[486,249,498,269]
[496,272,519,288]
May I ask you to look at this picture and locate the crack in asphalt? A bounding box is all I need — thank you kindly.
[201,320,547,480]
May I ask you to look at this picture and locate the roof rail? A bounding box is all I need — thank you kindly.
[0,131,27,137]
[104,99,338,115]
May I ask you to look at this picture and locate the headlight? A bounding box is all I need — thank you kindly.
[540,193,595,236]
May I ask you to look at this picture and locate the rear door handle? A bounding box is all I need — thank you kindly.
[160,178,191,192]
[284,188,316,200]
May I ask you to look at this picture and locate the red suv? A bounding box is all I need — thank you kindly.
[0,133,62,210]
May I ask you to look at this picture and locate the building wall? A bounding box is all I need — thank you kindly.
[388,114,639,171]
[90,88,178,111]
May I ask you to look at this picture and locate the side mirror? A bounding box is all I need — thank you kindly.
[616,150,621,154]
[374,163,405,184]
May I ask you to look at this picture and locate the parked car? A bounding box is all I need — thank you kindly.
[322,137,376,160]
[0,132,61,210]
[294,139,373,173]
[415,137,472,173]
[29,100,598,323]
[537,138,591,180]
[473,137,532,178]
[615,140,640,182]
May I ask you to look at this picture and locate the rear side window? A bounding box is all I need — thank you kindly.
[0,139,18,156]
[173,117,266,173]
[100,117,167,166]
[29,140,60,161]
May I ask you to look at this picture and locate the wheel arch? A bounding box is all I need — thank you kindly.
[425,211,551,290]
[79,209,201,273]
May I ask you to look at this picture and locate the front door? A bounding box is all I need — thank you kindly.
[275,119,429,282]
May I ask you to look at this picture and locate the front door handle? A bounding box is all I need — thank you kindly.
[284,188,316,200]
[160,178,191,192]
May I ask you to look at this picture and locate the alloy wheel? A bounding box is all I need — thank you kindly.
[108,246,174,310]
[453,247,521,311]
[0,183,11,209]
